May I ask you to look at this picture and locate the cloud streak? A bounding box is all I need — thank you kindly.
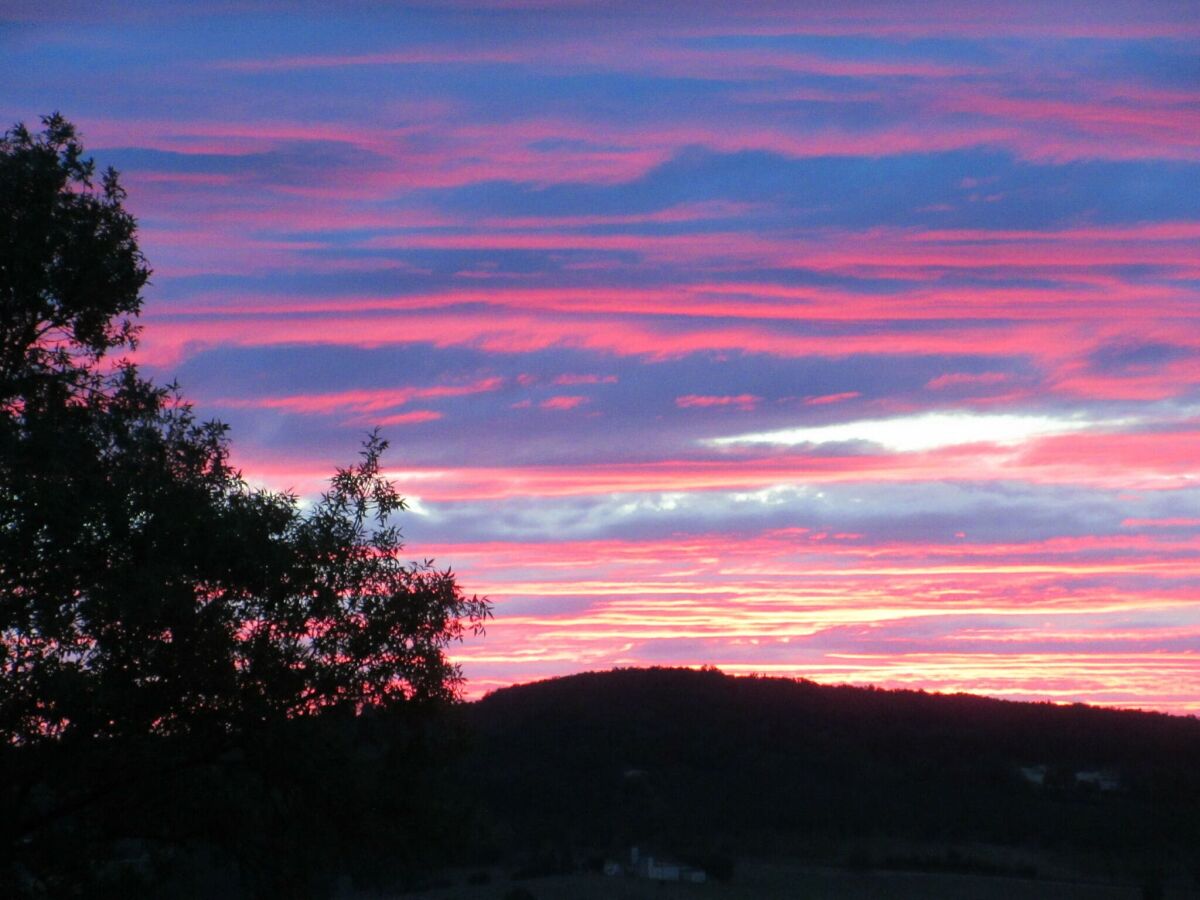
[5,0,1197,710]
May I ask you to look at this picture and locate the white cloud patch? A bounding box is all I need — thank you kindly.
[707,411,1114,453]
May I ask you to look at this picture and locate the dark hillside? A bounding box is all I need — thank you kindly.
[455,668,1200,880]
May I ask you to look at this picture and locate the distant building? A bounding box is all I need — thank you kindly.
[629,847,706,883]
[1019,765,1047,785]
[1074,769,1121,791]
[1020,764,1121,792]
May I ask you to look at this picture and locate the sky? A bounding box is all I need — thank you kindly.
[4,0,1199,711]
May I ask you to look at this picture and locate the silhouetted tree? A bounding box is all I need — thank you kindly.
[1,115,489,897]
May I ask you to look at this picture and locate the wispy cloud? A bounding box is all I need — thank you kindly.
[9,0,1198,709]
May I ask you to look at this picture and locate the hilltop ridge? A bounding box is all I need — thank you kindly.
[453,667,1200,884]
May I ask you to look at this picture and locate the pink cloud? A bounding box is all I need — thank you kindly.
[375,410,443,425]
[1122,518,1200,529]
[804,392,861,405]
[933,88,1200,155]
[927,372,1011,390]
[539,395,588,410]
[675,394,760,410]
[214,49,529,72]
[675,2,1200,39]
[207,377,504,415]
[135,304,1200,400]
[552,373,618,385]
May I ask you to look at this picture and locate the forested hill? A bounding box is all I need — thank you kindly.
[455,667,1200,874]
[468,667,1199,769]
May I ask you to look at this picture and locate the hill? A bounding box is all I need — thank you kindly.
[453,667,1200,886]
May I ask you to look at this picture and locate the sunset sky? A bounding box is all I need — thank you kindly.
[5,0,1199,711]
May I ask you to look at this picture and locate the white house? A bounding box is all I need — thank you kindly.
[1075,769,1121,791]
[630,847,706,883]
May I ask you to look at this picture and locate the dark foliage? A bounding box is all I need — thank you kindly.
[456,667,1200,880]
[1,115,488,897]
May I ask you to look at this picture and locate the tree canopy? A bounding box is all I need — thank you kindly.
[1,115,489,897]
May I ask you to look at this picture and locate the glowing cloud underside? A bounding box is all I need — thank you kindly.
[5,0,1198,711]
[708,412,1109,453]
